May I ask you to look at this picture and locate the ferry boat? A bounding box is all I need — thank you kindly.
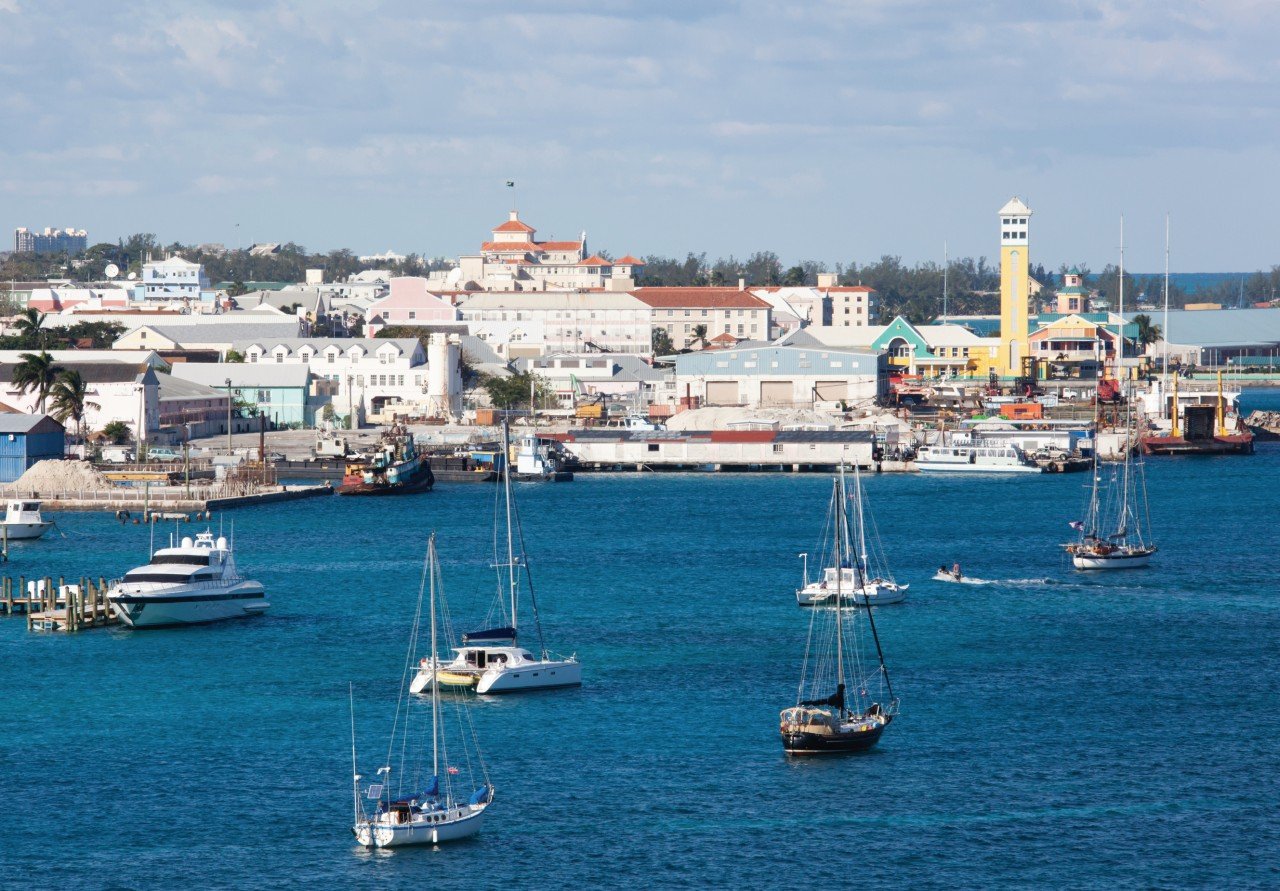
[1,499,53,540]
[107,531,268,627]
[914,434,1043,474]
[337,427,433,495]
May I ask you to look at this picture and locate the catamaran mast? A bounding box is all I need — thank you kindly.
[349,683,360,825]
[502,422,518,634]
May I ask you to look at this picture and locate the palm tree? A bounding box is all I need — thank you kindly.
[12,351,60,413]
[13,307,48,347]
[48,369,99,443]
[691,323,709,349]
[1132,313,1163,351]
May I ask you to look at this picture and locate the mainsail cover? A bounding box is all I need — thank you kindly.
[463,626,516,644]
[801,683,845,710]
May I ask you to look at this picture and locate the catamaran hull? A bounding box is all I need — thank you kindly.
[797,583,908,607]
[782,722,888,755]
[1071,550,1155,570]
[355,805,487,848]
[109,585,268,627]
[1,521,52,540]
[476,660,582,694]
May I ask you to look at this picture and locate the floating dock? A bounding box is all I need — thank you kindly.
[0,575,119,632]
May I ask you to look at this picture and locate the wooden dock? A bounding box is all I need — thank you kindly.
[0,575,120,632]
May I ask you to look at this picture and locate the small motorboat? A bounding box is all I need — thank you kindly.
[1,500,53,541]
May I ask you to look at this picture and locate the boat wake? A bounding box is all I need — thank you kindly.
[932,572,991,585]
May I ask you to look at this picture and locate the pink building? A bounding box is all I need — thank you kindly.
[364,277,461,334]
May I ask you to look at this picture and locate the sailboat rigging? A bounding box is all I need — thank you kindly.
[781,465,899,755]
[351,534,494,848]
[410,421,581,695]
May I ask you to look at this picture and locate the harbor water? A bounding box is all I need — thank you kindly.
[2,449,1278,888]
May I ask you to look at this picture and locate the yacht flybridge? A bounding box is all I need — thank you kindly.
[107,530,268,627]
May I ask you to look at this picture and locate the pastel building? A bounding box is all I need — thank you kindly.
[634,288,772,349]
[443,211,645,292]
[997,196,1033,376]
[363,277,462,335]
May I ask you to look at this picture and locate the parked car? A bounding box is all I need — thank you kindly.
[143,447,183,462]
[99,446,135,463]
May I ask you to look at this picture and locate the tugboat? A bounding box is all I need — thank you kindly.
[337,427,434,496]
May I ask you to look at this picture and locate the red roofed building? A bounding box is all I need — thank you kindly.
[633,287,773,349]
[444,210,644,292]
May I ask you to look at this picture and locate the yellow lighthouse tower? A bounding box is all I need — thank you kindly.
[998,196,1032,377]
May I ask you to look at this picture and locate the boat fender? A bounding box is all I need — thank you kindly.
[1049,462,1060,473]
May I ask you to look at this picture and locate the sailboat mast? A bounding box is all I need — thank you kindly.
[429,535,440,784]
[349,683,360,824]
[1163,214,1170,419]
[1118,219,1131,542]
[502,422,518,632]
[833,471,845,707]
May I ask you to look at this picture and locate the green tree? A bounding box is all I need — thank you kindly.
[48,369,99,442]
[480,371,547,409]
[12,351,60,413]
[13,307,48,347]
[1132,313,1162,350]
[782,265,807,286]
[226,280,249,297]
[691,324,708,349]
[652,327,674,355]
[225,350,245,363]
[101,420,131,444]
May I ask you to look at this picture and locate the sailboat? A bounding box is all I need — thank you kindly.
[1064,220,1156,570]
[781,465,899,755]
[351,534,494,848]
[795,465,907,606]
[410,422,581,696]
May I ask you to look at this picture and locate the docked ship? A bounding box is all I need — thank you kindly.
[914,433,1044,474]
[107,531,269,627]
[337,427,434,495]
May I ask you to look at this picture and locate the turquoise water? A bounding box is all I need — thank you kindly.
[2,454,1278,889]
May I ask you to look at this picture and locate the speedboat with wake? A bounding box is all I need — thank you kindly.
[107,530,268,627]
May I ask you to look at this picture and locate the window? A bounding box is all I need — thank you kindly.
[326,352,334,364]
[275,353,284,363]
[408,311,416,319]
[397,375,404,386]
[647,443,659,453]
[257,389,270,403]
[701,309,708,317]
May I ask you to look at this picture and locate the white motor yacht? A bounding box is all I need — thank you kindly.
[107,531,268,627]
[1,500,53,540]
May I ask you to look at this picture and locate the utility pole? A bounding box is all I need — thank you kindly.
[225,377,233,454]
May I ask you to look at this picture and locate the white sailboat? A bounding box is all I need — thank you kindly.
[352,534,494,848]
[796,464,907,606]
[411,423,581,695]
[1065,219,1156,570]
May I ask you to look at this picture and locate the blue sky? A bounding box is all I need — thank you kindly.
[2,0,1277,271]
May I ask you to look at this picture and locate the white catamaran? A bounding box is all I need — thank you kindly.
[796,464,907,606]
[782,466,899,755]
[410,423,581,696]
[352,534,494,848]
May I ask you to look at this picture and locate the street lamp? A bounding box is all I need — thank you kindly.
[226,377,233,454]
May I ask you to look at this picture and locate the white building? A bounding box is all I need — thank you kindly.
[459,291,653,358]
[633,287,773,349]
[0,357,161,442]
[230,335,461,420]
[667,344,886,409]
[142,255,213,302]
